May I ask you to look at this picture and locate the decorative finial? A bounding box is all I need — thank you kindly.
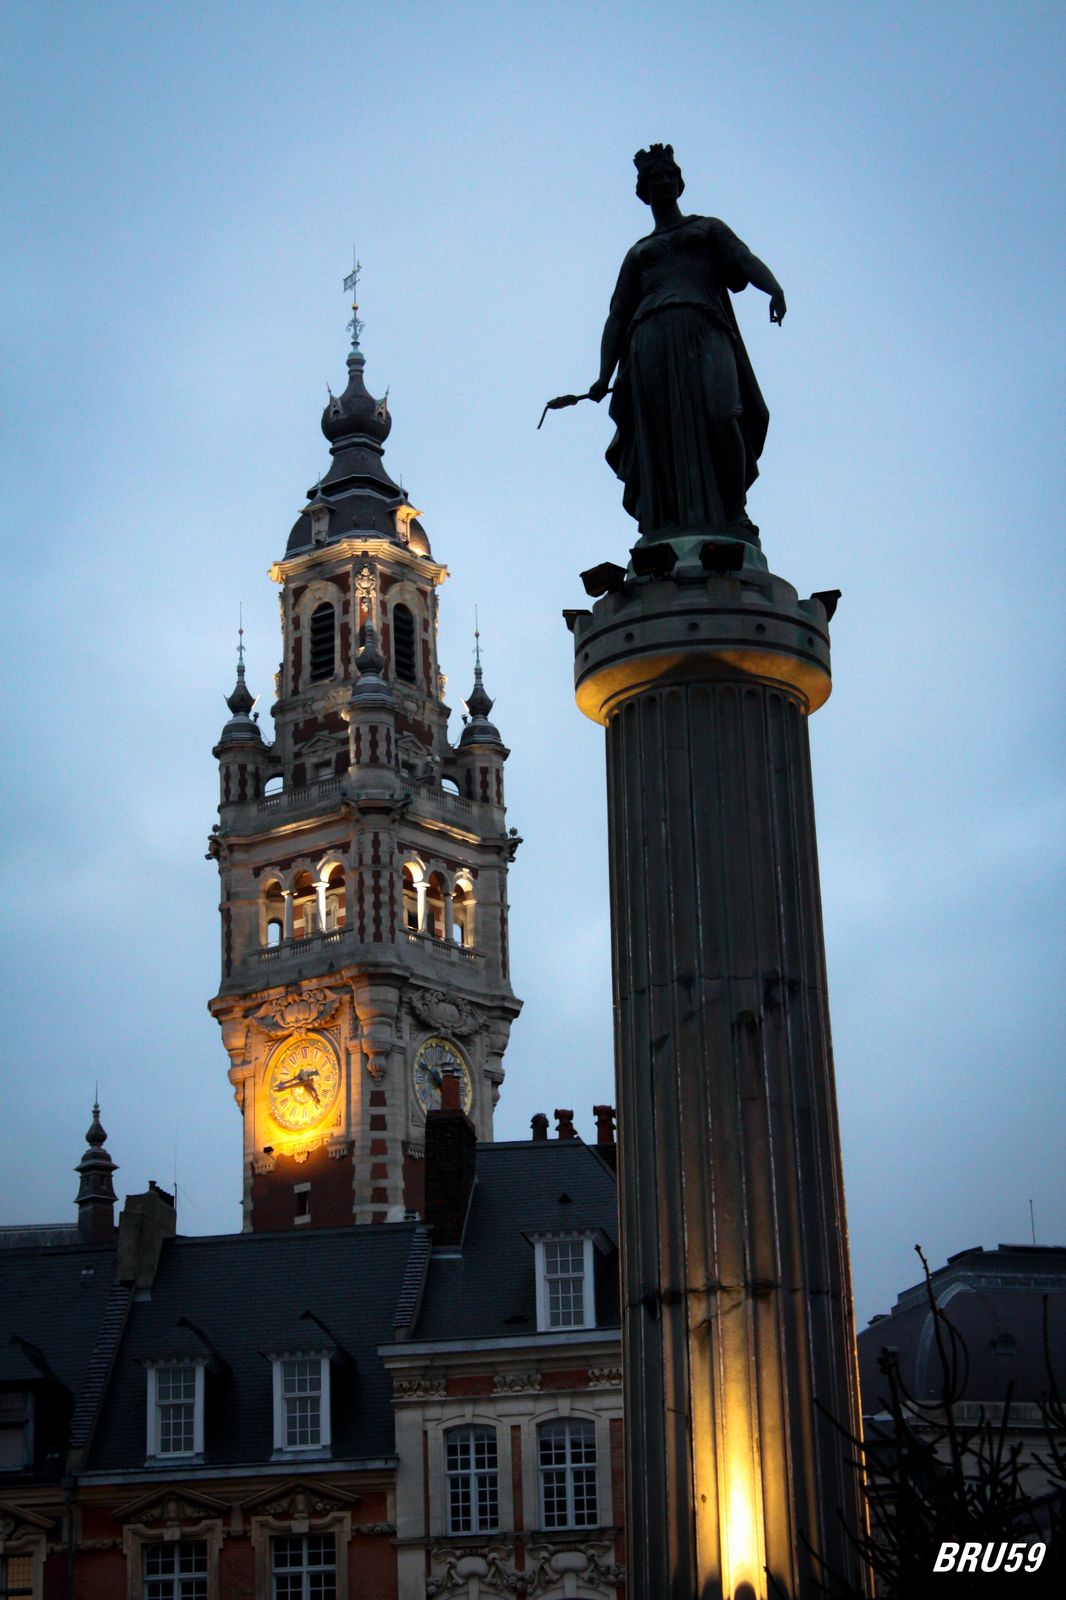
[343,250,364,352]
[237,605,245,672]
[474,607,482,672]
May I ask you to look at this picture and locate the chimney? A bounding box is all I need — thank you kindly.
[116,1181,177,1289]
[425,1089,477,1248]
[531,1113,549,1142]
[555,1108,576,1140]
[594,1104,617,1170]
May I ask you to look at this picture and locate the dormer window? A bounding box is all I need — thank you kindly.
[392,604,417,684]
[271,1355,331,1455]
[309,603,336,682]
[308,502,330,545]
[145,1363,205,1460]
[0,1390,32,1471]
[531,1234,600,1332]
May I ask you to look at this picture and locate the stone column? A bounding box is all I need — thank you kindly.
[571,543,866,1600]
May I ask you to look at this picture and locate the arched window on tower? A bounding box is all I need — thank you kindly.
[309,603,336,682]
[425,872,447,942]
[291,872,316,941]
[452,879,475,948]
[323,865,346,932]
[262,880,285,947]
[402,865,422,932]
[392,603,417,684]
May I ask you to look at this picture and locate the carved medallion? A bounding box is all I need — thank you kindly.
[410,988,482,1038]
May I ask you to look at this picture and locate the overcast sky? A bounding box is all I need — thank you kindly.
[2,1,1063,1327]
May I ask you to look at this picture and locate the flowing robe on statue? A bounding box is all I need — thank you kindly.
[606,215,769,536]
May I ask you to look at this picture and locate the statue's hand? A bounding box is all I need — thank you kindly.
[769,290,787,325]
[588,377,611,403]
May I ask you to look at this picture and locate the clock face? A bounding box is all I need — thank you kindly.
[267,1032,341,1131]
[412,1036,473,1117]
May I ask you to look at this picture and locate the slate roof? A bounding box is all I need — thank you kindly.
[415,1139,620,1343]
[0,1238,119,1397]
[88,1222,426,1473]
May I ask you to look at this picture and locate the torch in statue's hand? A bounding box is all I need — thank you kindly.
[537,383,613,430]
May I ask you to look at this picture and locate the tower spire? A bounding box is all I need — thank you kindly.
[460,617,503,747]
[217,617,262,746]
[343,251,364,353]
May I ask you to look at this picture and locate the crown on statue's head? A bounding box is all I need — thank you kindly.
[633,143,685,201]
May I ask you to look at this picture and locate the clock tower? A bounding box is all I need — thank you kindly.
[207,273,522,1230]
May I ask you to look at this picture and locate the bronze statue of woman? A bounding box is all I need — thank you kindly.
[587,144,786,544]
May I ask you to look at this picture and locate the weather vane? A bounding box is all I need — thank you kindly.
[343,250,364,350]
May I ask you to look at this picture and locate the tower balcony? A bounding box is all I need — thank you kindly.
[220,773,502,838]
[223,924,488,992]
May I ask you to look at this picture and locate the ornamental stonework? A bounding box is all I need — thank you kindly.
[410,988,483,1037]
[251,987,343,1036]
[393,1375,447,1400]
[427,1538,624,1596]
[587,1365,623,1387]
[492,1371,540,1394]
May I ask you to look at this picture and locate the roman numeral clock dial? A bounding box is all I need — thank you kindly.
[412,1036,473,1116]
[267,1032,341,1132]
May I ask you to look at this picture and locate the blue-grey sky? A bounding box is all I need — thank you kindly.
[2,1,1063,1326]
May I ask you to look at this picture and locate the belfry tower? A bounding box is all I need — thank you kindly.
[207,271,522,1231]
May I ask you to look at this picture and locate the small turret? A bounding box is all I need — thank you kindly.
[74,1102,118,1244]
[457,629,508,808]
[214,627,271,808]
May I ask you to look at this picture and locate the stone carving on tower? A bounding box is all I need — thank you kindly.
[207,267,522,1230]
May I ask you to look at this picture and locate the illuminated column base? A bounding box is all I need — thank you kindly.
[571,545,867,1600]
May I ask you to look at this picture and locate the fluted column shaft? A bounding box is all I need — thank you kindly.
[572,556,866,1600]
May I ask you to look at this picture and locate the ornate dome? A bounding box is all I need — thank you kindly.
[321,350,392,447]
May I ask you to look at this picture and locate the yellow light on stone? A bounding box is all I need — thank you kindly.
[725,1468,760,1597]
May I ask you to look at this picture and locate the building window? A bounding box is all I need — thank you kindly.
[146,1364,204,1459]
[424,872,446,941]
[142,1538,208,1600]
[538,1418,598,1531]
[392,603,416,683]
[294,1184,311,1226]
[323,866,346,931]
[291,873,316,941]
[534,1236,596,1331]
[270,1532,336,1600]
[0,1554,34,1599]
[272,1356,330,1454]
[261,880,285,947]
[445,1425,499,1535]
[451,882,473,947]
[402,864,423,932]
[0,1391,32,1471]
[309,603,336,682]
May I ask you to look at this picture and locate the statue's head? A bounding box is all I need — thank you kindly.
[634,143,685,204]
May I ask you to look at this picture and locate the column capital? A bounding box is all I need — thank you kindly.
[571,560,833,725]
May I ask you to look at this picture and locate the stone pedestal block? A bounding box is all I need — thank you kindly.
[571,550,866,1599]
